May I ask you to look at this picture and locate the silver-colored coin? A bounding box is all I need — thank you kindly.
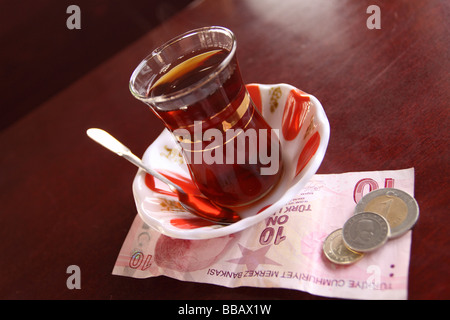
[342,212,390,252]
[355,188,419,238]
[323,229,364,265]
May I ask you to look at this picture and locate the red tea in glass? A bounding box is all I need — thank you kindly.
[130,26,282,207]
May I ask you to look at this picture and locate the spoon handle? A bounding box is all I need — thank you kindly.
[122,152,184,194]
[86,128,184,194]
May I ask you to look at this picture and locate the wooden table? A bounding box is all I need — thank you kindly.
[1,0,448,300]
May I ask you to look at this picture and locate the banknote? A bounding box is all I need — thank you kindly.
[112,168,415,300]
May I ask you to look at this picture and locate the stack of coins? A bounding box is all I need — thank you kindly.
[323,188,419,265]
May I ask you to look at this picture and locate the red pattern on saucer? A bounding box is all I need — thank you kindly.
[132,83,329,239]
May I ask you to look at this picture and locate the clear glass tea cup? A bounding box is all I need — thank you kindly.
[129,26,282,207]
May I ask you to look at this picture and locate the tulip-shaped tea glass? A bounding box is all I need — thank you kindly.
[129,26,283,208]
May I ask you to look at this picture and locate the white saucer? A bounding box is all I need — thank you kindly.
[132,83,330,239]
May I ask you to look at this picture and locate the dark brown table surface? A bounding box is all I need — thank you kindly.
[1,0,448,300]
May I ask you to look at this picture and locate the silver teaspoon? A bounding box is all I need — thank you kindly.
[86,128,240,224]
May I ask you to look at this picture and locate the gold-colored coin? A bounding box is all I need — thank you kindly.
[364,194,407,228]
[323,229,364,265]
[355,188,419,238]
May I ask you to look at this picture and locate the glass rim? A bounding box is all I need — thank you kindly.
[129,26,237,104]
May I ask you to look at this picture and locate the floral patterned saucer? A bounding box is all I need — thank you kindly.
[132,83,330,239]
